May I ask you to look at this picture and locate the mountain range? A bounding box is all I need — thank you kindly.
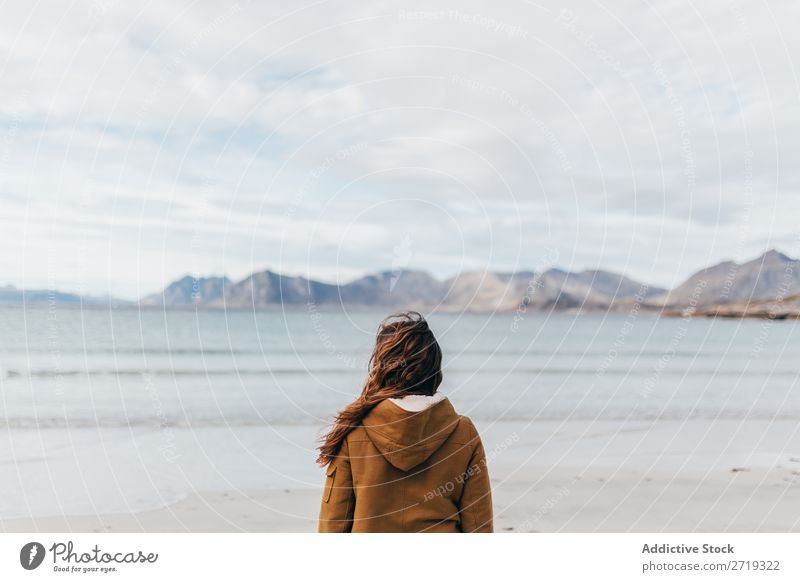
[5,250,799,317]
[139,267,664,311]
[137,249,800,316]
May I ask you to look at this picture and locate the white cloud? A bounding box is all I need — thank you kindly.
[2,0,800,298]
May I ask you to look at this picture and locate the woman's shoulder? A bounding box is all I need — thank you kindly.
[344,424,371,444]
[447,414,482,445]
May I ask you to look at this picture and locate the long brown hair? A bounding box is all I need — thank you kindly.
[316,311,443,465]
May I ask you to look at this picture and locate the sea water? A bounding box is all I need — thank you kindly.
[1,306,798,518]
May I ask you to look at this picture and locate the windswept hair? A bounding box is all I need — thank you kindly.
[316,311,443,466]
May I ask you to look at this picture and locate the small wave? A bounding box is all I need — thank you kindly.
[5,368,362,378]
[0,416,323,429]
[5,366,800,379]
[0,347,345,355]
[3,410,800,430]
[0,347,772,358]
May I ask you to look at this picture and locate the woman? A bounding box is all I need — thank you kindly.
[317,311,493,533]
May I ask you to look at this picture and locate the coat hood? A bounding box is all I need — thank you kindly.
[362,396,460,472]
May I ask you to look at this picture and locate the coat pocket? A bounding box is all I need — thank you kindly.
[323,465,337,503]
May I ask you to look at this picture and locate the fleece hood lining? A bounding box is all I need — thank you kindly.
[388,392,446,412]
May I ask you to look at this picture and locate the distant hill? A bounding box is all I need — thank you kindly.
[140,275,231,306]
[0,285,122,306]
[208,269,447,309]
[659,250,800,307]
[438,269,660,312]
[341,270,444,307]
[140,266,664,312]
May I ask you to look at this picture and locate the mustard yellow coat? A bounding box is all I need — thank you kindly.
[319,397,493,533]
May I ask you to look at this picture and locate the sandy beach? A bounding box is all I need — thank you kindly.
[4,420,800,533]
[3,464,800,533]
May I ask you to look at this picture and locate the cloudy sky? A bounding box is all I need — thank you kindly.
[2,0,799,299]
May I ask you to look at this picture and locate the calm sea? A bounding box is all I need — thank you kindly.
[2,306,799,428]
[1,305,799,518]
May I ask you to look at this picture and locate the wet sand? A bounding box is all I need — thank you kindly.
[4,463,800,533]
[4,419,799,533]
